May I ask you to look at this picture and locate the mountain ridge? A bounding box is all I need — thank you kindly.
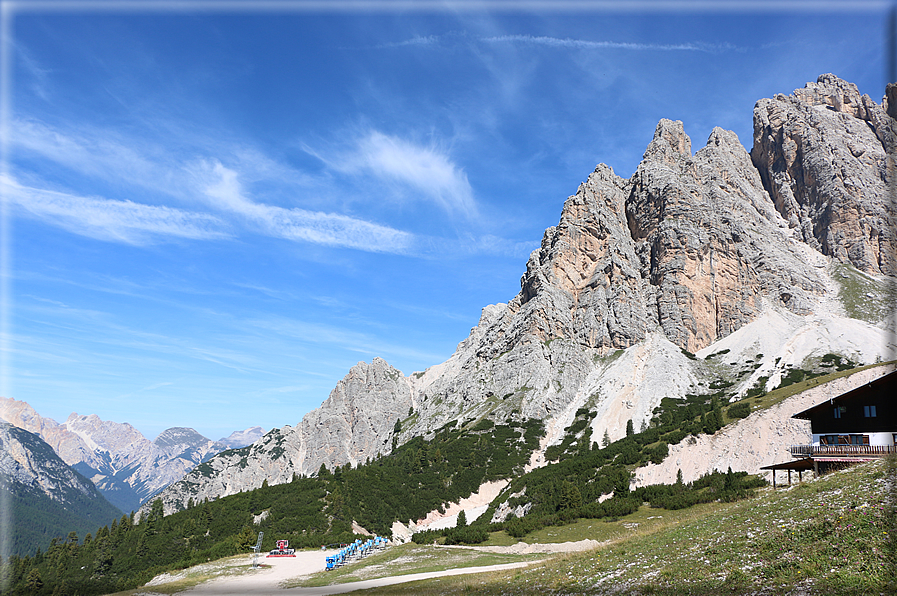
[144,73,896,517]
[0,398,266,513]
[0,421,122,556]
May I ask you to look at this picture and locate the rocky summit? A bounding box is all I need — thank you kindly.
[752,74,896,276]
[147,74,896,516]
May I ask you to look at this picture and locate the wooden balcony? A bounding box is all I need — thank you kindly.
[790,444,896,457]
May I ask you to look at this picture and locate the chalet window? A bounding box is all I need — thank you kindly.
[833,406,845,419]
[864,405,877,417]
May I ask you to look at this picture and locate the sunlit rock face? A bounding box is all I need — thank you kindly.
[752,73,896,276]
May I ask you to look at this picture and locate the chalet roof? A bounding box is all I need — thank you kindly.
[760,458,815,471]
[792,369,896,420]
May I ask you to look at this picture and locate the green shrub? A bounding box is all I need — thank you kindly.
[647,442,669,464]
[680,348,697,360]
[727,402,751,419]
[444,525,489,545]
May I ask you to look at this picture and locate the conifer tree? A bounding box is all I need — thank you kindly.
[26,568,43,592]
[561,481,583,510]
[725,466,735,491]
[456,510,467,528]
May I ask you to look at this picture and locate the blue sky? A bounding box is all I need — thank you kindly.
[2,1,892,441]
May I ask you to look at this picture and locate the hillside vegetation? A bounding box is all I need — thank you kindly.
[0,419,543,595]
[363,458,897,595]
[5,363,888,594]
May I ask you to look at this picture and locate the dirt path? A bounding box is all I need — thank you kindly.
[169,551,537,595]
[179,550,334,595]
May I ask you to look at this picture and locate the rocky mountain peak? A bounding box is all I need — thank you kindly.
[217,426,265,449]
[0,421,122,555]
[0,399,246,513]
[154,427,226,463]
[646,118,692,161]
[885,82,897,120]
[792,73,874,119]
[297,357,413,472]
[155,427,206,445]
[752,74,895,275]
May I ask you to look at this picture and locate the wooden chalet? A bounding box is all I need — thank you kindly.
[761,369,896,487]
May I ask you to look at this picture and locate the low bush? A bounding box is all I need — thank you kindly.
[727,402,751,419]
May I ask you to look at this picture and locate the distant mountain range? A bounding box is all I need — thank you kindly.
[146,74,897,516]
[0,421,123,556]
[0,398,265,513]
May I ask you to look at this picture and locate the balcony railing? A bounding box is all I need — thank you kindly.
[790,444,896,457]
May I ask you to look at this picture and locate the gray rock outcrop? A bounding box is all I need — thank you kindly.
[144,358,414,514]
[0,421,99,505]
[752,73,896,275]
[630,120,826,350]
[154,427,229,463]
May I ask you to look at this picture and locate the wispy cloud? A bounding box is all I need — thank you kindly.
[9,118,524,256]
[481,35,739,53]
[3,175,230,245]
[191,159,418,253]
[10,117,421,253]
[247,314,447,366]
[12,118,182,198]
[14,43,53,102]
[378,32,740,54]
[313,131,478,220]
[372,35,442,49]
[116,381,174,400]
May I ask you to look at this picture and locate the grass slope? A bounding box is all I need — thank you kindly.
[285,544,543,588]
[359,458,897,595]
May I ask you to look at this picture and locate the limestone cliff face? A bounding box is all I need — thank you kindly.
[296,357,413,471]
[146,75,895,516]
[516,164,647,353]
[629,121,826,351]
[752,74,896,275]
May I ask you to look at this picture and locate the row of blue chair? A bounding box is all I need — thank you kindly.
[325,536,388,570]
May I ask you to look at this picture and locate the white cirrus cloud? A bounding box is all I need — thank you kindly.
[481,35,738,53]
[315,131,478,221]
[190,160,417,254]
[11,118,183,198]
[2,175,230,245]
